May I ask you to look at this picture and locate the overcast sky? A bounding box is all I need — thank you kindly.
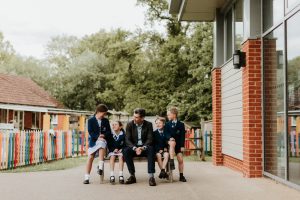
[0,0,163,59]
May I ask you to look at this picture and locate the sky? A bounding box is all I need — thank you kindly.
[0,0,163,59]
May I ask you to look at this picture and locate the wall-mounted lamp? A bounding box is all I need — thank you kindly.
[233,50,246,69]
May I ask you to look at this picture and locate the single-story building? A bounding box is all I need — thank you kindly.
[0,73,92,131]
[169,0,300,189]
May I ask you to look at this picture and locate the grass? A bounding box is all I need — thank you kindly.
[1,156,87,173]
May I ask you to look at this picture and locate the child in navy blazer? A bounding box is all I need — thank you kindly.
[153,117,169,179]
[83,104,113,184]
[107,121,126,184]
[165,107,187,182]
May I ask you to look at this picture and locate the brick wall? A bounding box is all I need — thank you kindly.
[223,155,244,173]
[212,68,223,165]
[242,39,263,178]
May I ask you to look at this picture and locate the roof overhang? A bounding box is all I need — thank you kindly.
[169,0,228,21]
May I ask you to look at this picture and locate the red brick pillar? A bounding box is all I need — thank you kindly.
[242,39,263,177]
[212,68,223,165]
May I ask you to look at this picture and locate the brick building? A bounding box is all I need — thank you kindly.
[169,0,300,189]
[0,73,91,131]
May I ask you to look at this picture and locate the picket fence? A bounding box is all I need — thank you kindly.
[0,130,87,170]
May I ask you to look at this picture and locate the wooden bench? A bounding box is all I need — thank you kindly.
[100,156,173,184]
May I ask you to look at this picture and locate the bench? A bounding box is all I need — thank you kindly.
[100,156,173,184]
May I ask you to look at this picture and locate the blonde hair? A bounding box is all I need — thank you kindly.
[155,117,166,124]
[168,107,178,116]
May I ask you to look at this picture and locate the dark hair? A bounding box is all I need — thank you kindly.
[155,117,166,124]
[134,108,146,118]
[115,120,123,127]
[95,104,108,114]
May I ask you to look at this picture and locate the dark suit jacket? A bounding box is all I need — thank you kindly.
[165,120,185,148]
[153,129,168,153]
[87,116,114,149]
[125,120,153,148]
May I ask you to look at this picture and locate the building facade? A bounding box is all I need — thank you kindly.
[169,0,300,189]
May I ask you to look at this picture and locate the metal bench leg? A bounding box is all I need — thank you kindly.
[167,159,173,183]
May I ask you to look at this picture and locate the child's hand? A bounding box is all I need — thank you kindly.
[118,149,122,153]
[164,148,168,152]
[114,149,118,153]
[159,150,163,154]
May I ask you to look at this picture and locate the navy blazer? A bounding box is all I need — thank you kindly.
[87,116,114,149]
[153,129,168,153]
[108,130,126,152]
[165,120,185,148]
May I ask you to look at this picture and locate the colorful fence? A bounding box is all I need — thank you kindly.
[185,128,202,156]
[0,130,88,170]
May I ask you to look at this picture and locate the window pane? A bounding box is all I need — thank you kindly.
[287,0,299,10]
[226,10,233,60]
[235,0,244,50]
[264,24,286,179]
[263,0,284,31]
[287,11,300,185]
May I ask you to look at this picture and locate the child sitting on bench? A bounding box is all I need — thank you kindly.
[154,117,169,179]
[107,121,126,184]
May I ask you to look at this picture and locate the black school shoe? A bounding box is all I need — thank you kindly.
[159,170,167,179]
[125,175,136,184]
[97,166,103,175]
[149,177,156,186]
[119,176,125,184]
[110,176,115,184]
[179,175,187,182]
[83,179,90,184]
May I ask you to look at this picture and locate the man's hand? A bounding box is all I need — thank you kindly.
[135,147,143,155]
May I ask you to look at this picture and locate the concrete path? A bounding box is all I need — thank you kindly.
[0,161,300,200]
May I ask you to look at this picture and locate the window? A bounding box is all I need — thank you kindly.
[0,109,7,123]
[13,111,24,130]
[225,9,233,60]
[287,11,300,185]
[263,24,286,179]
[32,112,41,129]
[286,0,299,11]
[263,0,284,31]
[235,0,244,50]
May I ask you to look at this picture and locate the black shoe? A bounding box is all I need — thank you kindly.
[179,175,187,182]
[170,159,175,170]
[164,172,169,179]
[125,175,136,184]
[119,176,125,184]
[159,170,167,179]
[83,179,90,184]
[149,177,156,186]
[110,176,115,184]
[97,166,103,175]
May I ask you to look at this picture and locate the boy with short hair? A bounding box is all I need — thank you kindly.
[165,107,187,182]
[83,104,114,184]
[153,117,169,179]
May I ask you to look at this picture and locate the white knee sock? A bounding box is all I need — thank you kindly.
[84,174,90,180]
[119,171,123,176]
[98,161,104,170]
[110,171,114,176]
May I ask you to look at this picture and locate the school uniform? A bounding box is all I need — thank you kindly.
[107,129,125,158]
[153,129,168,154]
[165,120,185,154]
[87,115,114,155]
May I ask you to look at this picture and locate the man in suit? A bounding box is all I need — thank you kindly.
[123,108,156,186]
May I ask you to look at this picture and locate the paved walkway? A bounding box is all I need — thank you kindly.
[1,161,300,200]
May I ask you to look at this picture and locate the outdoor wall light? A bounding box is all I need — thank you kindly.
[233,50,246,69]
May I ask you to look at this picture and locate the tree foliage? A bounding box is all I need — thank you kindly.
[0,0,213,122]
